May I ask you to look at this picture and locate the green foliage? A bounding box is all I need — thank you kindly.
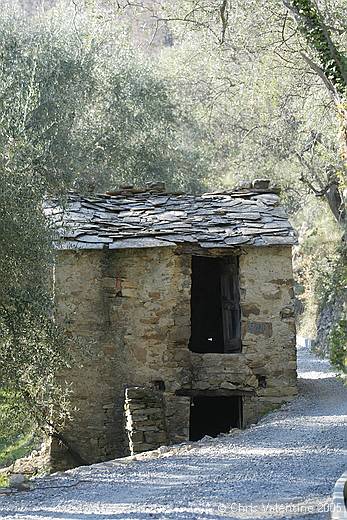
[0,434,36,469]
[291,198,341,338]
[315,246,347,372]
[0,475,9,487]
[291,0,347,95]
[0,2,213,195]
[315,247,347,305]
[159,17,342,211]
[329,318,347,374]
[0,389,37,468]
[0,160,71,434]
[0,0,217,448]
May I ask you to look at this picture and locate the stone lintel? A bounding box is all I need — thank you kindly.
[175,388,255,397]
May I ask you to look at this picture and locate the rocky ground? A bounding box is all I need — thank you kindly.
[0,443,50,481]
[0,344,346,520]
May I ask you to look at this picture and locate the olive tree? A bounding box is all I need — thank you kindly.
[0,0,215,456]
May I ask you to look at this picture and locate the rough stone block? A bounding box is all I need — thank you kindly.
[144,431,167,444]
[129,431,144,443]
[247,322,273,338]
[252,179,271,189]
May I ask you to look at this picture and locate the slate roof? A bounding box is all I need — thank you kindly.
[44,185,296,251]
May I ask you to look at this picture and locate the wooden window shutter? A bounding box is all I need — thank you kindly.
[220,257,241,353]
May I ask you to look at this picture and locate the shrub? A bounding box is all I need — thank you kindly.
[329,318,347,375]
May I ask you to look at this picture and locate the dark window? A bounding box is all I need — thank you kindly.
[189,395,242,441]
[189,256,241,353]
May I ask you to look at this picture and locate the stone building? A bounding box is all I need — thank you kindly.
[46,180,297,468]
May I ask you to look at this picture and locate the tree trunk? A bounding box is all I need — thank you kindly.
[336,104,347,249]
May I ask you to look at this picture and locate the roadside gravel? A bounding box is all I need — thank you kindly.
[1,344,346,520]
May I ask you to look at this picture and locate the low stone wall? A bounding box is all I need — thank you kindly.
[124,387,168,454]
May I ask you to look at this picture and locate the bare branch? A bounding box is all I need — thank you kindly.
[220,0,229,44]
[300,52,339,100]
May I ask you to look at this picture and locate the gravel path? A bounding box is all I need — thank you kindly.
[1,344,346,520]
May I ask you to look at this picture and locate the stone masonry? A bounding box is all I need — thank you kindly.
[124,387,168,454]
[52,244,297,468]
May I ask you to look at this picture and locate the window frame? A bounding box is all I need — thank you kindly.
[189,255,242,354]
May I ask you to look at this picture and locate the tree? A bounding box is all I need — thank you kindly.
[107,0,345,357]
[113,0,346,234]
[0,3,84,447]
[281,0,346,235]
[0,0,219,455]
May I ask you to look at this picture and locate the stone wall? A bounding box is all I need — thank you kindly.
[124,387,168,454]
[52,245,296,468]
[188,246,297,425]
[52,246,192,466]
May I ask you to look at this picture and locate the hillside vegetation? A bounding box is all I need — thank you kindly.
[0,0,345,467]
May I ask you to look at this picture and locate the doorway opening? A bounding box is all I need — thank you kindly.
[189,395,242,441]
[189,255,241,353]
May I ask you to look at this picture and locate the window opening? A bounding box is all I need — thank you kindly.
[189,256,241,353]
